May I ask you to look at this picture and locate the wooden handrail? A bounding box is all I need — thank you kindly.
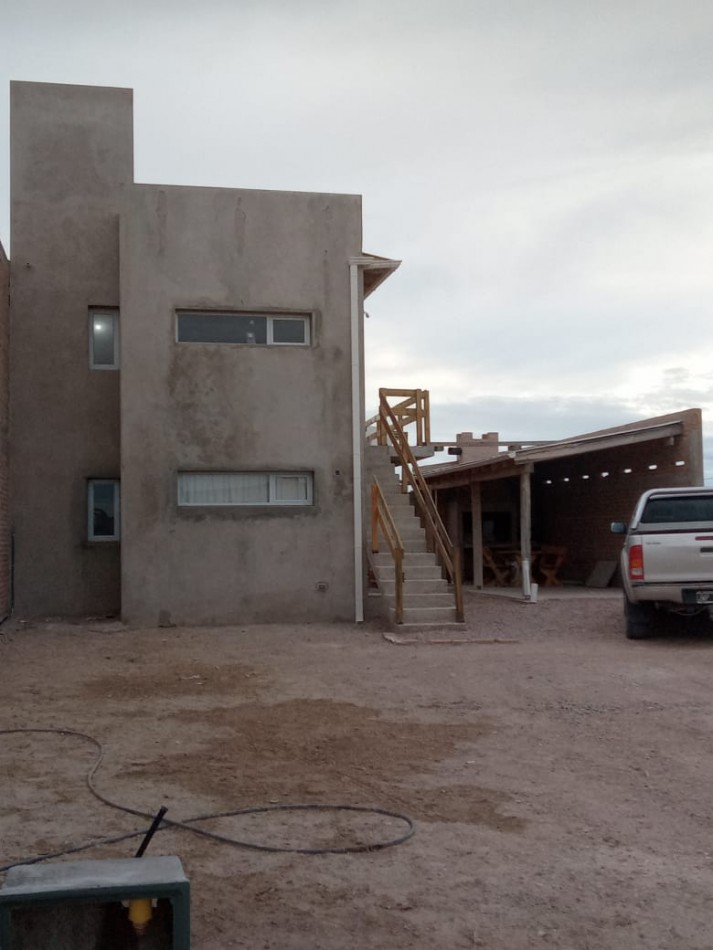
[371,479,405,623]
[366,388,430,447]
[377,390,464,622]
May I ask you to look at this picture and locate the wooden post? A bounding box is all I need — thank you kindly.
[371,483,379,553]
[453,546,464,622]
[520,466,533,591]
[471,481,483,588]
[446,496,460,549]
[394,548,404,623]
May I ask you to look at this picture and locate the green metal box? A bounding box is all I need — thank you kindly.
[0,856,190,949]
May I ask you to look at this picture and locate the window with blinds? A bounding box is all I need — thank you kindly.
[177,472,313,507]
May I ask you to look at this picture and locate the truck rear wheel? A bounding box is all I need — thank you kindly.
[624,597,654,639]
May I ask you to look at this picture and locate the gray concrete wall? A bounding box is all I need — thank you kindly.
[120,184,362,625]
[9,82,132,616]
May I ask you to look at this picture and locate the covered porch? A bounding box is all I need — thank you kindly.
[424,409,704,595]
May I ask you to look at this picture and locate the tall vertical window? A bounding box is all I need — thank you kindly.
[88,480,120,541]
[90,309,119,369]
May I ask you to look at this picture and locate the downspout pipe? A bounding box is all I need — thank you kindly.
[349,262,364,622]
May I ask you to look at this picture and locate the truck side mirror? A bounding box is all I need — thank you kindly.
[610,521,627,534]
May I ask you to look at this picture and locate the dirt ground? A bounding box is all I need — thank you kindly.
[2,589,713,949]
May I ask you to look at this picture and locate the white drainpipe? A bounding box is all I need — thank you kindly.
[349,262,364,622]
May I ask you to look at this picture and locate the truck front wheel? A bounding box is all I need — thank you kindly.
[624,597,654,640]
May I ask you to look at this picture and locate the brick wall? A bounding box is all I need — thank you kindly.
[532,409,704,582]
[0,244,9,619]
[429,409,704,587]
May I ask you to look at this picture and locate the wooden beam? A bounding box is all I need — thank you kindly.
[471,481,483,589]
[519,469,532,575]
[519,422,683,464]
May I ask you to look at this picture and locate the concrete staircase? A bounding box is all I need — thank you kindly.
[366,444,461,625]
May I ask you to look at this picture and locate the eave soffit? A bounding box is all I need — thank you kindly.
[352,252,401,298]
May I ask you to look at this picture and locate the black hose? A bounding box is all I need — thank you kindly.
[135,806,168,858]
[0,728,415,871]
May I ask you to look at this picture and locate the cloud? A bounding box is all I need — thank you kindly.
[420,392,713,487]
[1,0,712,485]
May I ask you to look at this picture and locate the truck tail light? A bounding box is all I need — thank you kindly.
[629,543,644,580]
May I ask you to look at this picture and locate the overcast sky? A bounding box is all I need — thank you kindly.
[1,0,712,479]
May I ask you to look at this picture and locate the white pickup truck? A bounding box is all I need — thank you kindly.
[611,487,713,639]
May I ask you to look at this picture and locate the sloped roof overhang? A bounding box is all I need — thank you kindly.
[351,253,402,298]
[515,419,683,464]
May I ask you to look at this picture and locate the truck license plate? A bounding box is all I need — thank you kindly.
[695,591,713,604]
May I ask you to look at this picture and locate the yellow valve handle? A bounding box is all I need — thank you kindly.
[128,898,153,935]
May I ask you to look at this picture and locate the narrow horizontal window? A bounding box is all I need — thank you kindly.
[176,311,310,346]
[177,472,313,507]
[88,479,120,541]
[90,309,119,369]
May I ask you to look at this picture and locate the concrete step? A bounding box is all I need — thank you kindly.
[371,550,441,577]
[392,532,426,547]
[383,490,414,504]
[377,498,414,514]
[387,510,421,525]
[386,512,420,525]
[374,564,444,582]
[402,539,428,553]
[378,494,415,510]
[378,578,449,596]
[374,485,410,501]
[372,489,411,506]
[372,552,438,568]
[399,593,456,608]
[372,528,428,554]
[373,539,427,555]
[372,516,418,537]
[389,523,425,539]
[392,605,459,625]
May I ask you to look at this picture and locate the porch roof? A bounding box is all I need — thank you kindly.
[423,416,687,489]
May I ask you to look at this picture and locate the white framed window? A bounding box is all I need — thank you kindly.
[176,311,310,346]
[177,472,313,507]
[89,309,119,369]
[88,479,120,541]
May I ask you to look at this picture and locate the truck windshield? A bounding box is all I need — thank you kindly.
[641,495,713,524]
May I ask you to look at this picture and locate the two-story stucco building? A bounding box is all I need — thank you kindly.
[5,80,399,625]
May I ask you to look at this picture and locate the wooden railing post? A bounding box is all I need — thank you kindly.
[371,483,379,553]
[394,548,404,624]
[453,546,464,622]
